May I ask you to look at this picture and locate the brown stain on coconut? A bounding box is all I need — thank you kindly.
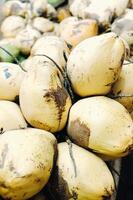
[36,161,45,170]
[34,177,41,183]
[68,119,90,148]
[102,187,114,200]
[30,120,52,132]
[49,166,72,200]
[49,166,79,200]
[44,86,68,127]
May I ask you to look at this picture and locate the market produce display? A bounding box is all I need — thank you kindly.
[0,0,133,200]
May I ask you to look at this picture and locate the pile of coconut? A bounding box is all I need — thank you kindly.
[0,0,133,200]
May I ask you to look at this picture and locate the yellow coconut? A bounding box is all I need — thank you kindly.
[0,100,27,131]
[2,0,28,17]
[0,62,25,101]
[67,32,125,97]
[32,0,47,17]
[15,25,41,55]
[70,0,129,28]
[67,96,133,158]
[59,16,98,48]
[49,142,115,200]
[111,61,133,113]
[32,17,54,33]
[1,15,25,38]
[20,59,72,133]
[112,9,133,46]
[0,128,57,200]
[31,36,70,70]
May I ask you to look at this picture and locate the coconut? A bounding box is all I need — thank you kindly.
[0,62,25,101]
[20,59,72,133]
[31,36,70,71]
[49,142,115,200]
[67,96,133,158]
[1,15,25,38]
[2,0,28,17]
[32,0,47,17]
[70,0,129,28]
[32,17,54,33]
[59,17,98,48]
[0,128,57,200]
[111,61,133,114]
[0,100,27,131]
[15,25,41,55]
[67,32,125,97]
[112,9,133,47]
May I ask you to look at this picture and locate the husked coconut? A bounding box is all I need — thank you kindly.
[31,36,70,70]
[1,15,25,38]
[0,128,57,200]
[59,17,98,48]
[49,142,115,200]
[69,0,89,19]
[32,0,47,17]
[70,0,129,28]
[67,32,125,97]
[112,9,133,46]
[0,100,27,131]
[32,17,54,33]
[0,62,25,101]
[67,96,133,158]
[15,25,41,55]
[2,0,29,17]
[111,61,133,114]
[20,59,72,133]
